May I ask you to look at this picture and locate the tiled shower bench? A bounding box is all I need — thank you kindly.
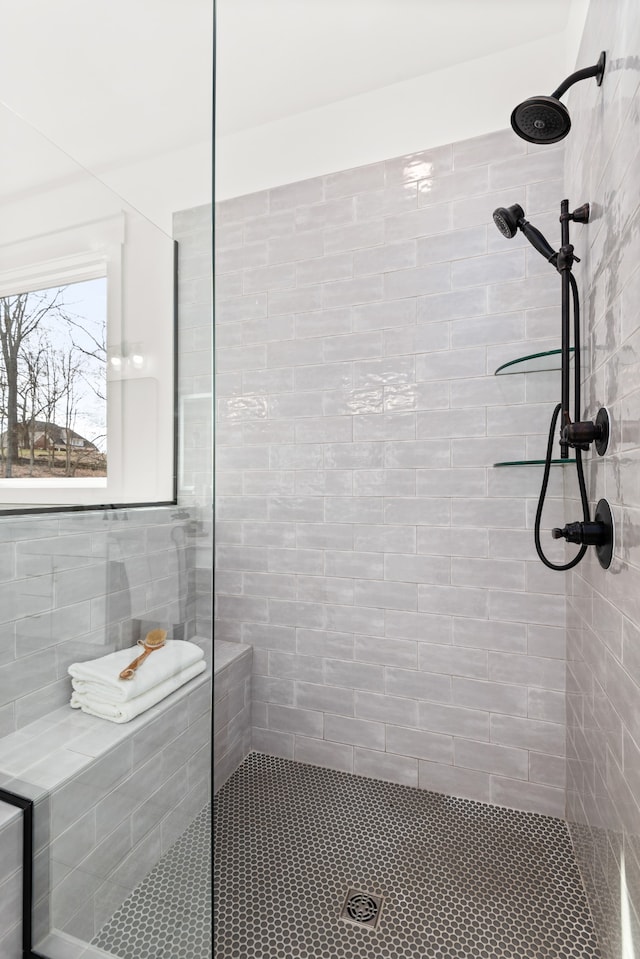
[0,638,211,959]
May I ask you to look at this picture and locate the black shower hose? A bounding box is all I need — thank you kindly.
[534,273,590,571]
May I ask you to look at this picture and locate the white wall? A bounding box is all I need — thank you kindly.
[216,34,571,200]
[96,141,212,236]
[565,0,591,73]
[0,101,176,507]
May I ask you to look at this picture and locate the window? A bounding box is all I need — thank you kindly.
[0,277,107,483]
[0,215,176,510]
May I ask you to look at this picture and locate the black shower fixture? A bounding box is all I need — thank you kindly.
[510,51,606,143]
[491,198,613,571]
[492,202,564,265]
[552,499,614,570]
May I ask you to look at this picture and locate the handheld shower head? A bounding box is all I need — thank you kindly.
[492,203,557,264]
[510,52,605,144]
[492,204,524,239]
[510,96,570,144]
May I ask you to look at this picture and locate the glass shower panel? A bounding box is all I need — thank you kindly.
[0,15,213,957]
[0,99,176,511]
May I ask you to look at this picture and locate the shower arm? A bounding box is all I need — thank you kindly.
[551,52,606,100]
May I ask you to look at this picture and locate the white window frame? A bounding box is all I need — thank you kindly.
[0,213,176,510]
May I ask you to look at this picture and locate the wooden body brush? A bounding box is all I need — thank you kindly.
[119,629,167,680]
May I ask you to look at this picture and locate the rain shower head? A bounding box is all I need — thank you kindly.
[511,96,570,144]
[510,52,606,144]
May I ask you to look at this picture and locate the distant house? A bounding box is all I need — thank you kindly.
[0,421,98,453]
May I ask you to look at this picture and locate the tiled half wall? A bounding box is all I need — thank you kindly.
[214,128,570,816]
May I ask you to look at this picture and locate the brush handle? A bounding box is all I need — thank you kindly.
[119,646,154,681]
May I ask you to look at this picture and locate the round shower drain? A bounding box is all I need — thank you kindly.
[340,889,383,928]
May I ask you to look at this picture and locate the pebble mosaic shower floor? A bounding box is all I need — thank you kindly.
[92,805,211,959]
[214,753,601,958]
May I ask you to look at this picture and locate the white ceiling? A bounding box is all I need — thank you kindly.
[216,0,575,135]
[0,0,212,172]
[0,0,212,227]
[0,0,577,163]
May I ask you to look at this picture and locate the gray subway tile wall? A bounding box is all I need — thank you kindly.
[215,131,569,817]
[562,0,640,955]
[175,204,214,639]
[0,508,204,734]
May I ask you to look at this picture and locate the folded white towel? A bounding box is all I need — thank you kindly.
[70,660,207,723]
[68,640,205,703]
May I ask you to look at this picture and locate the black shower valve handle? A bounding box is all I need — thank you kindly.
[552,521,609,546]
[562,409,610,456]
[563,421,600,450]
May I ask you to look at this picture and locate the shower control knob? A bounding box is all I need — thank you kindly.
[563,421,600,449]
[552,522,583,543]
[552,521,609,546]
[562,408,610,455]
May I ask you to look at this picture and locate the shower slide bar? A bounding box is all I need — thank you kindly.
[492,199,613,571]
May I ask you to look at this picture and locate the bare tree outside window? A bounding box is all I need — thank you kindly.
[0,278,107,479]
